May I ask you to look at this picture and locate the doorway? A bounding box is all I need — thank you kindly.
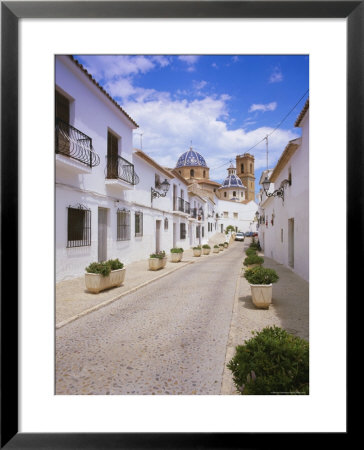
[156,220,161,253]
[98,207,108,262]
[288,218,294,268]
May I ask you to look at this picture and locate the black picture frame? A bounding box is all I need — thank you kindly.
[1,1,357,448]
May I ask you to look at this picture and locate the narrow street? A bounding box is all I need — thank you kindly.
[56,242,245,395]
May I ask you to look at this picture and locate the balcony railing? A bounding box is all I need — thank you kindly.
[178,197,184,212]
[191,208,197,218]
[106,154,139,185]
[55,118,100,168]
[184,201,190,215]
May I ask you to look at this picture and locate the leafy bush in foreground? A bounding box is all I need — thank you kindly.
[227,326,309,395]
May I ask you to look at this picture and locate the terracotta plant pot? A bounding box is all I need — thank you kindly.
[85,268,126,294]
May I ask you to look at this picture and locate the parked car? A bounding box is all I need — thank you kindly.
[234,232,245,241]
[244,231,253,237]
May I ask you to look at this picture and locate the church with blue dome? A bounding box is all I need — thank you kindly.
[174,146,255,203]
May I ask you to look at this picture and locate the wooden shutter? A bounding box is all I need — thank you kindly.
[56,91,70,123]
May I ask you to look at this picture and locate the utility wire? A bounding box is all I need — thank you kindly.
[210,89,309,170]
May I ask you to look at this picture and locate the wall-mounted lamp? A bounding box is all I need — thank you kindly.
[151,178,170,202]
[262,176,291,202]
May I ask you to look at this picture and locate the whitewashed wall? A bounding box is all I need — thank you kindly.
[258,110,309,281]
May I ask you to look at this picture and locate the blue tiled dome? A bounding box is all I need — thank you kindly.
[222,174,244,188]
[176,148,207,168]
[220,163,244,189]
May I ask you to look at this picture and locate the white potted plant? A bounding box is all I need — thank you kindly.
[85,258,125,294]
[193,246,202,257]
[148,251,167,270]
[170,247,183,262]
[243,254,264,270]
[219,243,224,251]
[243,266,279,309]
[202,244,211,255]
[213,245,220,253]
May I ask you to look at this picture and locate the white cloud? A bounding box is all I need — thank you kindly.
[269,66,283,83]
[178,55,200,65]
[211,63,218,69]
[249,102,277,113]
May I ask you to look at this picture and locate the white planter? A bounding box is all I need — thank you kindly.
[202,248,211,255]
[219,246,224,251]
[85,268,126,294]
[193,249,202,257]
[148,258,163,271]
[213,248,220,253]
[250,284,273,309]
[161,256,167,268]
[171,252,183,262]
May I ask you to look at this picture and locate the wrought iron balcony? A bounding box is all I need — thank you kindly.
[191,208,197,218]
[184,201,190,215]
[177,197,185,212]
[106,154,139,185]
[55,118,100,167]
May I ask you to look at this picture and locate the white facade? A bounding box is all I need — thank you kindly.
[257,102,309,281]
[56,55,259,281]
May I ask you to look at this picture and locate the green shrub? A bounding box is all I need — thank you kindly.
[219,243,224,247]
[150,250,166,259]
[225,225,235,234]
[245,247,257,256]
[214,245,219,248]
[244,266,279,285]
[243,254,264,266]
[227,326,309,395]
[193,246,201,250]
[202,244,211,249]
[170,248,184,253]
[249,240,261,251]
[85,258,124,277]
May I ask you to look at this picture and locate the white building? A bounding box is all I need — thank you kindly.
[55,55,259,282]
[257,99,309,281]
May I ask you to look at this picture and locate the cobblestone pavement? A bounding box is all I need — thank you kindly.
[56,242,244,395]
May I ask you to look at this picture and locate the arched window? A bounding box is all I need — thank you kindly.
[224,192,227,198]
[203,170,206,178]
[241,164,244,173]
[233,191,236,197]
[250,163,252,173]
[190,169,194,177]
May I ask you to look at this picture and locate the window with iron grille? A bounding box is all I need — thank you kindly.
[180,222,186,239]
[67,205,91,248]
[196,226,200,238]
[164,218,169,230]
[117,208,130,241]
[202,226,205,238]
[135,211,143,237]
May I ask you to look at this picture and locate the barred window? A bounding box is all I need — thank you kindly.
[67,205,91,247]
[202,226,205,238]
[180,222,186,239]
[135,211,143,237]
[196,226,200,238]
[164,218,169,230]
[117,208,131,241]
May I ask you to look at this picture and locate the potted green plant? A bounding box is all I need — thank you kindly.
[202,244,211,255]
[219,243,224,251]
[245,247,257,257]
[148,250,167,270]
[85,258,125,294]
[213,244,220,253]
[193,246,202,257]
[170,247,184,262]
[243,266,279,308]
[243,254,264,269]
[224,242,229,248]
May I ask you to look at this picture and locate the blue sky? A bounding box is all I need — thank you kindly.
[75,54,308,196]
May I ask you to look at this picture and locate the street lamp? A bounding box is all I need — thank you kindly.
[151,178,170,202]
[262,176,291,202]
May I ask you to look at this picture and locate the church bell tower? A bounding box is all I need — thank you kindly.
[236,153,255,202]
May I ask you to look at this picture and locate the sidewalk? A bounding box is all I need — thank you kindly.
[56,246,230,328]
[221,250,309,395]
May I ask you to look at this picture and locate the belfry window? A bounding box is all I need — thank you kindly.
[190,169,195,177]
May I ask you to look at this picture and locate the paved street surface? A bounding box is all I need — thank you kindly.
[56,243,244,395]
